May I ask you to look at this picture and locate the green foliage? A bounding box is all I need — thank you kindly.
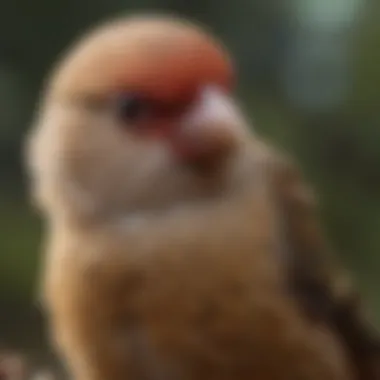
[0,196,41,299]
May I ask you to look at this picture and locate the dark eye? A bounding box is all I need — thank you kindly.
[115,93,150,122]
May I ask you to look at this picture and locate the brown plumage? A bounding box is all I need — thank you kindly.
[25,13,379,380]
[258,143,380,379]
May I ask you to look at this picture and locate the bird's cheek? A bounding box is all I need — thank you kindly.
[142,121,175,142]
[128,120,171,140]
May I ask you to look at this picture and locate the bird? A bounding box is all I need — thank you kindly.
[25,13,380,380]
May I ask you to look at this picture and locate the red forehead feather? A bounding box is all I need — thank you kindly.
[112,22,235,102]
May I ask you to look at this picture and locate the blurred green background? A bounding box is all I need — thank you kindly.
[0,0,379,372]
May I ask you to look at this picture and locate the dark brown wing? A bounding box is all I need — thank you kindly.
[262,144,380,380]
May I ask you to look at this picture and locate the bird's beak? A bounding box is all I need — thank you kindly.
[173,85,250,165]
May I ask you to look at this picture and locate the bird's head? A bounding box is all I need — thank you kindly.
[26,14,252,223]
